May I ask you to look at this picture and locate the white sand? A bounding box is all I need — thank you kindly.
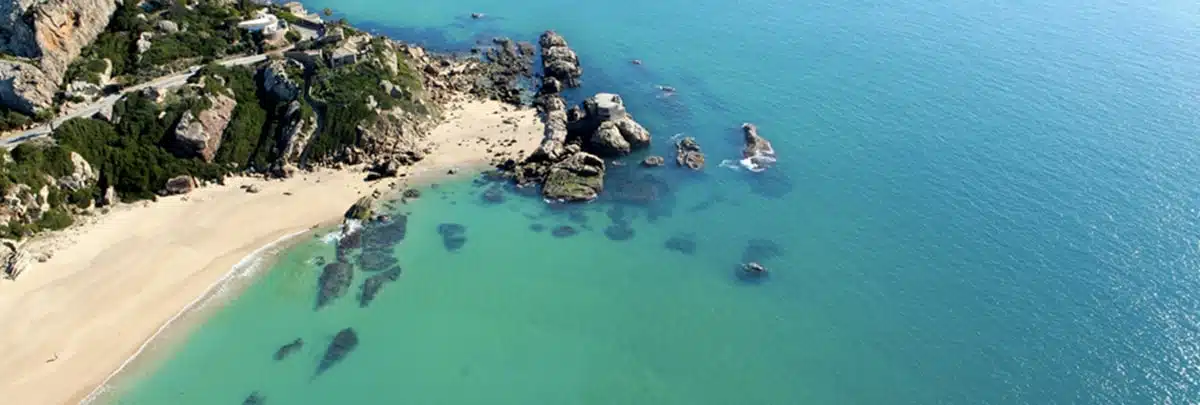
[0,98,541,405]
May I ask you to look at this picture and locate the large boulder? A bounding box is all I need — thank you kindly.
[164,175,195,195]
[542,152,605,202]
[56,151,96,191]
[262,59,301,101]
[589,121,630,156]
[357,113,427,165]
[675,137,705,170]
[0,0,119,113]
[171,94,237,162]
[538,31,582,89]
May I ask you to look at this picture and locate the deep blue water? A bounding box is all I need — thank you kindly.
[104,0,1200,403]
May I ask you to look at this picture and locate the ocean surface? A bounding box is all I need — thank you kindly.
[97,0,1200,403]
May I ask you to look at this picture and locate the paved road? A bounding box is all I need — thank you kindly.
[2,53,274,148]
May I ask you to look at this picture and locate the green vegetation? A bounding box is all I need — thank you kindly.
[0,107,33,132]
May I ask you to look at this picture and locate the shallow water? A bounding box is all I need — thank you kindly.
[102,0,1200,403]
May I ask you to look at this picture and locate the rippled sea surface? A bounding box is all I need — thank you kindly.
[103,0,1200,403]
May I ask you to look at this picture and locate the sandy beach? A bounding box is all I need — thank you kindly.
[0,98,541,405]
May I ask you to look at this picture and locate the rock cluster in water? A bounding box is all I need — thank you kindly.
[538,30,582,91]
[675,137,705,170]
[740,123,776,172]
[316,262,354,310]
[316,328,359,376]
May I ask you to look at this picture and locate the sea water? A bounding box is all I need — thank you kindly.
[100,0,1200,403]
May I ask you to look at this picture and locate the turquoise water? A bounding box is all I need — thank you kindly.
[103,0,1200,403]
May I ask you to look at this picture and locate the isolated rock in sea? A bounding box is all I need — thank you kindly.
[274,338,304,361]
[0,0,118,113]
[664,236,697,255]
[470,12,485,19]
[603,224,634,241]
[538,30,582,88]
[675,137,705,170]
[359,267,402,307]
[163,175,196,195]
[641,155,665,167]
[242,391,265,405]
[551,225,577,238]
[316,262,354,309]
[344,197,374,221]
[171,94,237,162]
[437,223,467,251]
[316,328,359,376]
[738,262,769,281]
[740,123,776,171]
[542,152,605,202]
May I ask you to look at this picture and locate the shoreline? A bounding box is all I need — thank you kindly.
[0,97,543,405]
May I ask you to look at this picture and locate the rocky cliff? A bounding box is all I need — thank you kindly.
[0,0,118,113]
[538,31,581,91]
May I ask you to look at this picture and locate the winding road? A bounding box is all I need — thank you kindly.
[1,52,275,149]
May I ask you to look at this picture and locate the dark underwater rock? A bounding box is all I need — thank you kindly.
[402,188,421,199]
[742,238,782,263]
[551,225,577,238]
[746,168,793,199]
[482,184,505,204]
[274,338,303,361]
[338,230,363,250]
[316,328,359,376]
[358,249,399,271]
[604,224,634,241]
[542,152,606,202]
[606,205,629,225]
[243,391,265,405]
[529,223,545,232]
[362,214,407,251]
[316,262,354,310]
[438,223,467,252]
[359,267,402,308]
[664,236,696,255]
[567,211,588,224]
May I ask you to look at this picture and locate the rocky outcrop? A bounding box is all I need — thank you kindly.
[530,95,568,162]
[538,30,581,89]
[56,151,96,192]
[740,123,776,172]
[262,59,301,101]
[542,151,605,202]
[0,0,119,113]
[344,197,373,221]
[357,113,427,166]
[171,94,237,162]
[163,175,195,195]
[1,240,29,280]
[359,266,401,307]
[275,100,316,167]
[675,137,705,170]
[575,93,650,157]
[641,155,664,167]
[476,37,534,104]
[316,261,353,309]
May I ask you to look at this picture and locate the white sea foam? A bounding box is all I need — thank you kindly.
[80,230,309,405]
[321,219,362,245]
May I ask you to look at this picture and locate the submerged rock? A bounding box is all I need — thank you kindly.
[482,184,505,204]
[542,152,606,202]
[664,236,696,255]
[243,391,265,405]
[316,262,354,310]
[274,338,304,361]
[316,328,359,376]
[551,225,577,238]
[742,238,782,263]
[603,224,634,241]
[362,214,408,251]
[357,249,398,271]
[529,223,546,232]
[360,267,402,307]
[402,189,422,199]
[437,223,467,252]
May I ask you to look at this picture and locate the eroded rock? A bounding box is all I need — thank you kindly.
[316,328,358,376]
[171,94,237,162]
[316,262,353,309]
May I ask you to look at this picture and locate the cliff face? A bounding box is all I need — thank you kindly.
[0,0,118,113]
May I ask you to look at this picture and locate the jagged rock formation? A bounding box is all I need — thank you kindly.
[262,59,301,101]
[576,93,650,157]
[401,41,529,106]
[358,114,428,166]
[273,100,316,173]
[530,95,568,162]
[0,0,119,113]
[170,94,237,162]
[1,240,28,280]
[675,137,705,170]
[740,123,776,172]
[344,197,373,221]
[542,151,605,202]
[538,31,581,89]
[641,155,665,167]
[475,37,535,104]
[57,151,96,192]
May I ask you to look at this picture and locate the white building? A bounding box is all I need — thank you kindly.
[237,9,282,35]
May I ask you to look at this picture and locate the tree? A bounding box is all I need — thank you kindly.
[322,7,333,16]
